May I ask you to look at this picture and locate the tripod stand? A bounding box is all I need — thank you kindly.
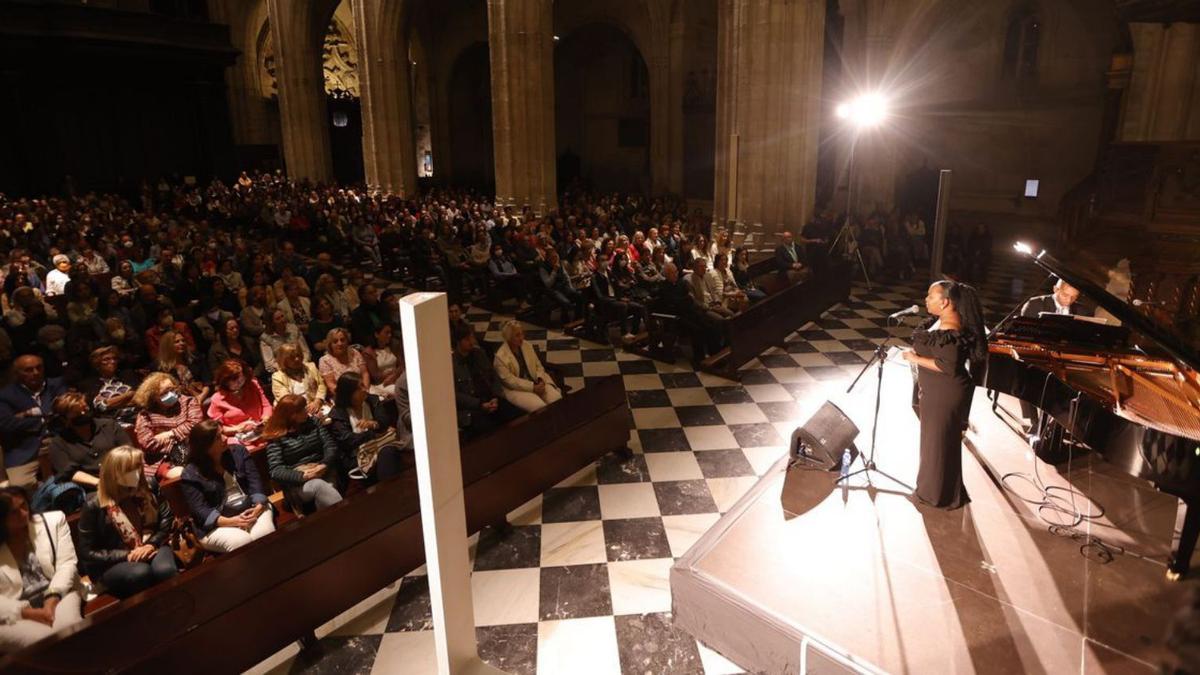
[837,336,912,491]
[827,138,872,289]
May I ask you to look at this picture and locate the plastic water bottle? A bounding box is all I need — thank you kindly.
[840,448,852,479]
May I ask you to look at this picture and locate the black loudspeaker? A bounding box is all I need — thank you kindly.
[789,401,860,470]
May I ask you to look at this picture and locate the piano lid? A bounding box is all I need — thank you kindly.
[1014,246,1200,375]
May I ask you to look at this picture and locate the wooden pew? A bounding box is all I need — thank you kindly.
[702,262,852,379]
[1,376,631,674]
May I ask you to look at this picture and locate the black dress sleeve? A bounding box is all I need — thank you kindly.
[914,329,964,375]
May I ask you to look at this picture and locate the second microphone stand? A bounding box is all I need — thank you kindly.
[838,333,913,493]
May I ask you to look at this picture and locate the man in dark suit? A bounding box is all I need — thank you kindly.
[0,354,68,487]
[774,231,806,282]
[1020,279,1083,318]
[651,263,723,366]
[1016,278,1084,426]
[451,323,518,439]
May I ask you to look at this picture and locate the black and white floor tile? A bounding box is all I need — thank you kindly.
[249,253,1045,675]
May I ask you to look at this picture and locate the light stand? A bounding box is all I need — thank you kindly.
[828,142,872,289]
[838,335,912,492]
[829,93,889,291]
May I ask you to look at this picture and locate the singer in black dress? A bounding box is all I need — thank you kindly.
[902,281,973,509]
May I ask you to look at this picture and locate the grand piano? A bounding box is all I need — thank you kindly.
[985,245,1200,579]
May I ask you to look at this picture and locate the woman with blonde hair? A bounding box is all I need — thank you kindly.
[75,446,177,599]
[155,330,208,402]
[132,373,203,480]
[493,321,561,412]
[270,343,327,414]
[318,327,369,395]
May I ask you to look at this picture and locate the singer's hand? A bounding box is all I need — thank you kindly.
[900,350,916,363]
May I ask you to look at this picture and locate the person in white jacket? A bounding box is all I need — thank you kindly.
[493,321,562,412]
[0,487,84,653]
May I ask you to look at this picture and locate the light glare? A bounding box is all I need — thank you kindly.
[1013,242,1033,255]
[837,93,889,128]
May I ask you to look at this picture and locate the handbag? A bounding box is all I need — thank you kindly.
[168,516,205,569]
[351,428,399,479]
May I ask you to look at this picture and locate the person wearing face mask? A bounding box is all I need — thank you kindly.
[179,420,275,553]
[132,373,203,481]
[47,393,131,500]
[261,395,343,512]
[191,299,234,354]
[76,446,178,599]
[206,360,272,445]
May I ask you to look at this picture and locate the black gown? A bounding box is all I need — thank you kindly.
[912,327,972,509]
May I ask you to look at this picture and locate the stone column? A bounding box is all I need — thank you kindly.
[487,0,557,213]
[208,0,277,148]
[648,0,684,196]
[352,0,418,196]
[266,0,335,181]
[1121,22,1200,142]
[713,0,826,232]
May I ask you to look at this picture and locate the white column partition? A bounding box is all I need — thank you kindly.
[399,292,504,675]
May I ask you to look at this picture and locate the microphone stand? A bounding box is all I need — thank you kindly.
[839,333,913,492]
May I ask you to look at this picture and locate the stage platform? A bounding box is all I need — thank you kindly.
[671,360,1190,674]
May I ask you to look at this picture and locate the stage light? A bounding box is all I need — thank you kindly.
[1013,242,1034,256]
[836,93,889,128]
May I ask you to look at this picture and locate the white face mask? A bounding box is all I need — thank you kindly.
[116,470,141,488]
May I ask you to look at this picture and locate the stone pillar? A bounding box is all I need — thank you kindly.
[487,0,557,213]
[352,0,418,196]
[648,0,684,196]
[208,0,277,148]
[1121,22,1200,142]
[714,0,826,232]
[266,0,335,181]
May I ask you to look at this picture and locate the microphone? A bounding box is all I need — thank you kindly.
[888,305,921,319]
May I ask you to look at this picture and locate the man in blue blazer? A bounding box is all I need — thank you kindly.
[0,355,67,487]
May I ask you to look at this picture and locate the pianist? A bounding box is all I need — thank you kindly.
[1019,279,1083,318]
[1015,279,1083,429]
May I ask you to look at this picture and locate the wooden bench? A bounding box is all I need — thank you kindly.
[2,375,631,674]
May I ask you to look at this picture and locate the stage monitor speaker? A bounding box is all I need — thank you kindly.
[789,401,859,470]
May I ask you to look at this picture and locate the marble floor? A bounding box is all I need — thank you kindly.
[247,253,1052,675]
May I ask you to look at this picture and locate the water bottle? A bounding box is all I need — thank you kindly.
[840,448,852,479]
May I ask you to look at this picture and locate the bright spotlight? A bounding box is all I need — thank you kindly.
[1013,242,1033,256]
[837,93,889,128]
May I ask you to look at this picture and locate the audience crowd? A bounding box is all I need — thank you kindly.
[0,170,961,650]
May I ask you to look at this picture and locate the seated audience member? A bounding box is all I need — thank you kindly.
[363,323,401,399]
[0,486,85,652]
[0,355,67,488]
[207,360,272,443]
[306,297,343,355]
[452,323,517,438]
[48,393,131,497]
[774,231,806,282]
[710,253,758,309]
[349,283,384,346]
[493,321,562,412]
[79,346,140,424]
[277,280,311,334]
[133,373,203,480]
[239,286,272,339]
[487,245,524,300]
[179,420,275,554]
[539,249,581,323]
[76,446,177,599]
[155,330,209,402]
[208,317,261,379]
[191,300,234,353]
[44,255,72,298]
[329,373,407,482]
[591,257,644,340]
[689,258,734,319]
[270,344,327,414]
[262,395,343,512]
[318,327,369,395]
[259,308,310,374]
[652,263,723,367]
[313,273,350,321]
[143,308,196,360]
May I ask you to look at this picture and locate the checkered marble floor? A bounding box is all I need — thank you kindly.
[249,252,1048,675]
